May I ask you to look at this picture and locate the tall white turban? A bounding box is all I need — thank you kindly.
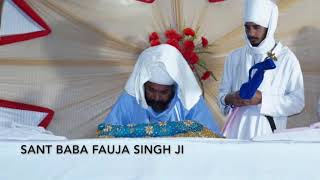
[149,66,175,86]
[244,0,279,54]
[125,44,202,110]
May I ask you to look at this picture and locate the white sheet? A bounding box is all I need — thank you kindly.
[253,126,320,142]
[0,133,319,180]
[0,119,66,140]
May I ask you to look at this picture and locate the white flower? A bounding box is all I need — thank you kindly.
[104,125,112,132]
[145,126,154,136]
[184,120,194,127]
[159,122,167,127]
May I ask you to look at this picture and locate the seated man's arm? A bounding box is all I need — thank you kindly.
[186,96,221,134]
[104,92,130,125]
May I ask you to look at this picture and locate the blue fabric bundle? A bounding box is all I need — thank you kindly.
[96,120,221,138]
[239,57,276,99]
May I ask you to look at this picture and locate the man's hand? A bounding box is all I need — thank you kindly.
[243,90,262,106]
[225,91,262,107]
[225,91,246,107]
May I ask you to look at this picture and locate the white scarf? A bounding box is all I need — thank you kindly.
[125,44,202,110]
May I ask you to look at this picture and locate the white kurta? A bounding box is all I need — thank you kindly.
[219,42,305,139]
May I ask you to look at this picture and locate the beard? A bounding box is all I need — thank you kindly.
[248,36,261,47]
[146,99,171,113]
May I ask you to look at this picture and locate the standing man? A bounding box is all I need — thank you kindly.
[219,0,304,139]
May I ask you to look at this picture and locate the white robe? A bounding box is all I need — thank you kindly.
[219,42,305,139]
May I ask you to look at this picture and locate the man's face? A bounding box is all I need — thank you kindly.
[245,22,268,47]
[144,81,175,113]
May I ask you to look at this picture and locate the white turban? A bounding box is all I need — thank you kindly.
[244,0,278,54]
[149,66,175,85]
[125,44,202,110]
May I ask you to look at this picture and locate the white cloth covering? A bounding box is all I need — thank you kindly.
[244,0,275,28]
[0,119,66,140]
[149,66,175,85]
[254,126,320,142]
[125,44,202,110]
[0,138,320,180]
[310,122,320,129]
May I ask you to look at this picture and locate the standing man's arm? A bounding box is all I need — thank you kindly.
[218,55,232,115]
[218,55,244,115]
[219,54,262,114]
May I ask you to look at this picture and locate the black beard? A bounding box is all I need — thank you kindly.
[248,37,260,47]
[146,99,170,113]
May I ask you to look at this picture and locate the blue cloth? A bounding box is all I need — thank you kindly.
[104,91,221,134]
[239,57,276,99]
[98,120,206,138]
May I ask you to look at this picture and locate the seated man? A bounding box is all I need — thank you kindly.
[104,44,220,134]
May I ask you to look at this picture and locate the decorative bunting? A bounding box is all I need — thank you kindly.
[0,0,51,45]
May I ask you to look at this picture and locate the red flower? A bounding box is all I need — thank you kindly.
[149,32,160,42]
[146,28,215,81]
[166,38,180,50]
[189,52,199,64]
[165,29,182,41]
[182,50,192,61]
[182,50,199,64]
[183,27,195,37]
[182,50,198,64]
[183,40,195,51]
[201,36,209,48]
[201,71,211,80]
[150,39,161,46]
